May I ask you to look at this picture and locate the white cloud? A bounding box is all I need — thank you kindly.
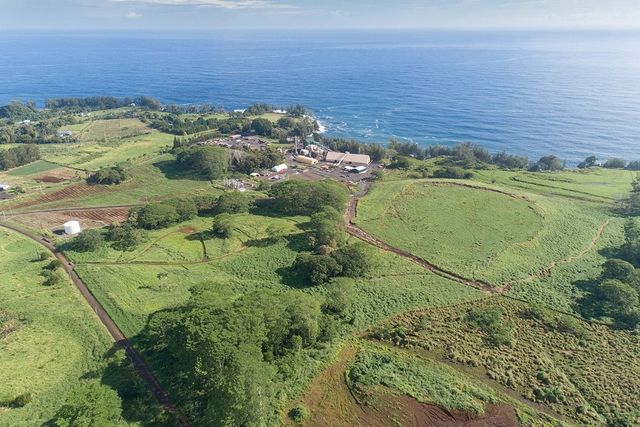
[125,11,142,18]
[112,0,295,9]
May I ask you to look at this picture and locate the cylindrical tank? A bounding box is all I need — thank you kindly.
[63,220,82,235]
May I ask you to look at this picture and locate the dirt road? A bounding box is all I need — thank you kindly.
[0,221,189,426]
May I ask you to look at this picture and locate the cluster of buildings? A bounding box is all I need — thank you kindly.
[202,134,269,151]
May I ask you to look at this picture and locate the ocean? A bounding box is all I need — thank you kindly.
[0,30,639,165]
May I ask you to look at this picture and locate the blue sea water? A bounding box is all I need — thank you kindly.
[0,30,639,165]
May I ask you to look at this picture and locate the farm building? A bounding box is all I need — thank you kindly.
[345,165,368,174]
[295,156,318,165]
[56,130,73,138]
[325,151,371,166]
[63,220,82,235]
[272,164,288,174]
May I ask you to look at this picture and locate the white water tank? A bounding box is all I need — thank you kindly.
[63,221,82,235]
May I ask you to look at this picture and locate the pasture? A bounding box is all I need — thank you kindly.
[0,228,149,426]
[355,179,611,285]
[58,118,152,144]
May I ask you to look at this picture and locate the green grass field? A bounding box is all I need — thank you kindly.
[59,118,152,144]
[355,179,611,285]
[475,168,636,203]
[0,228,146,426]
[5,160,60,177]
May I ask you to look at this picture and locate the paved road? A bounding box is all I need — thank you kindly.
[0,221,189,426]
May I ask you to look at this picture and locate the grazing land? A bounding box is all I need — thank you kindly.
[0,228,163,426]
[2,99,639,426]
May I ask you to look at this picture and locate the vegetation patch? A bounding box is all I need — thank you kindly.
[370,298,640,425]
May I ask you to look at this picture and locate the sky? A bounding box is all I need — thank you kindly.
[1,0,640,30]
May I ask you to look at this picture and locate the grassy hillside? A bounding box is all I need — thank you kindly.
[0,228,163,426]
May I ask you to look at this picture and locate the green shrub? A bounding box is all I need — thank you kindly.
[0,393,32,408]
[288,405,310,423]
[293,253,342,286]
[42,269,66,286]
[71,229,104,252]
[44,259,63,270]
[432,166,473,179]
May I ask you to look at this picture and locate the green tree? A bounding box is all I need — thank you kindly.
[51,380,123,427]
[293,253,342,286]
[176,146,228,180]
[72,229,104,252]
[217,192,253,214]
[108,222,147,251]
[604,158,627,169]
[212,213,234,238]
[134,203,179,229]
[330,243,372,277]
[532,155,564,171]
[602,259,638,287]
[323,281,355,318]
[250,118,273,136]
[577,155,597,169]
[268,180,347,215]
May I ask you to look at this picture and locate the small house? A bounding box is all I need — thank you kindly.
[345,165,368,174]
[272,164,288,174]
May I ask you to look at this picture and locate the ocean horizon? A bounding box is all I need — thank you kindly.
[1,29,639,165]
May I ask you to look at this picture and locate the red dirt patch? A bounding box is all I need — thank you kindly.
[178,226,198,234]
[11,183,110,209]
[38,175,66,183]
[11,207,129,230]
[401,398,517,427]
[290,347,518,427]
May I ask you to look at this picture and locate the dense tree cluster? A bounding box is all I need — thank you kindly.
[130,198,198,230]
[603,158,627,169]
[531,155,564,171]
[0,114,78,144]
[142,286,351,426]
[174,145,282,178]
[175,146,229,180]
[147,113,245,136]
[267,180,347,216]
[580,219,640,329]
[0,144,40,170]
[0,101,40,120]
[45,96,162,111]
[86,165,127,185]
[293,243,372,286]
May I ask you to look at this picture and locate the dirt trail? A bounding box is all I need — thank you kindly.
[0,221,189,426]
[345,181,611,295]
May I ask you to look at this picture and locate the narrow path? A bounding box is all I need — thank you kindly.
[0,221,189,426]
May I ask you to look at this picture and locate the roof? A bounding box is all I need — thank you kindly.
[325,151,371,165]
[272,164,288,172]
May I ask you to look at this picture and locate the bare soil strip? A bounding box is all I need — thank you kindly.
[0,221,189,426]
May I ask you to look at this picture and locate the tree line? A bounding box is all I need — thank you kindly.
[0,144,40,171]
